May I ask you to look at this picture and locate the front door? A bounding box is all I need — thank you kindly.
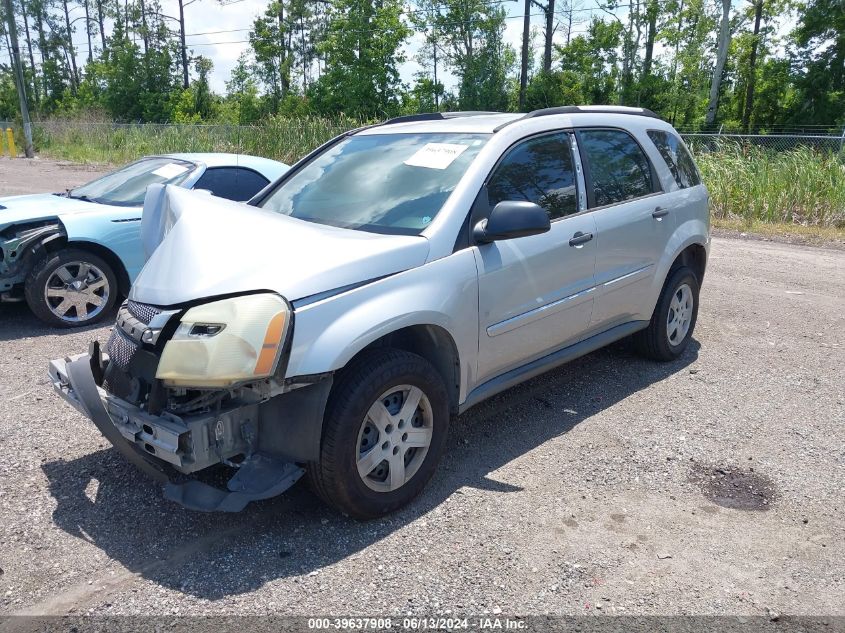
[474,131,597,385]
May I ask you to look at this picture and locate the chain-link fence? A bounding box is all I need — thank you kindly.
[2,119,844,162]
[681,132,845,154]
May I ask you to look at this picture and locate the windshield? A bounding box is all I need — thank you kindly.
[70,157,197,206]
[258,133,489,234]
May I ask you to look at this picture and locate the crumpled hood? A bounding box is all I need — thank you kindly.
[0,193,104,227]
[131,185,430,306]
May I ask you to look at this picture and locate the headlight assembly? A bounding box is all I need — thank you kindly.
[155,293,290,388]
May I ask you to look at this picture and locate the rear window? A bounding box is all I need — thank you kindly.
[194,167,270,201]
[647,130,701,188]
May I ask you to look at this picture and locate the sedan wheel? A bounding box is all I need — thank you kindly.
[43,261,111,323]
[25,248,119,327]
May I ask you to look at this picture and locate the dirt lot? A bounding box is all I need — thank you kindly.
[0,157,109,195]
[0,158,843,618]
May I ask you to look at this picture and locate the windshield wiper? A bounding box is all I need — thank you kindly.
[66,191,98,203]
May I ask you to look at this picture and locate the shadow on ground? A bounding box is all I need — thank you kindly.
[42,340,698,601]
[0,302,117,342]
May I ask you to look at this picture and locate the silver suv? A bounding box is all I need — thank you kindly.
[50,106,709,518]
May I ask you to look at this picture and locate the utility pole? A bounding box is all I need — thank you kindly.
[2,0,35,157]
[519,0,531,110]
[432,34,438,110]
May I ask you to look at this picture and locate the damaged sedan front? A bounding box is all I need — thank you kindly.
[0,220,64,300]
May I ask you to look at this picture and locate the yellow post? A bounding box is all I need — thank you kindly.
[6,128,17,157]
[0,129,5,156]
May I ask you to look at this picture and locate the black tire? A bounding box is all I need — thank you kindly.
[308,348,450,519]
[635,265,700,361]
[25,248,119,328]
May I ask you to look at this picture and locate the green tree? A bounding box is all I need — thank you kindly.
[250,0,295,111]
[788,0,845,124]
[413,0,514,111]
[311,0,410,117]
[222,52,263,123]
[557,18,622,104]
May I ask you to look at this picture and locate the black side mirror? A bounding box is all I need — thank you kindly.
[473,200,551,244]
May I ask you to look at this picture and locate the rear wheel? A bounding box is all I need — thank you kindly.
[635,265,700,361]
[308,348,450,519]
[25,248,118,327]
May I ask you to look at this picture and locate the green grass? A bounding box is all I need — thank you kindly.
[712,217,845,244]
[31,120,845,230]
[33,117,361,166]
[693,143,845,229]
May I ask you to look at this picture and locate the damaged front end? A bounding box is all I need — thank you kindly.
[0,221,64,301]
[49,297,333,512]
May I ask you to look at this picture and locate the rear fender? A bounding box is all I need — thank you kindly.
[642,215,709,319]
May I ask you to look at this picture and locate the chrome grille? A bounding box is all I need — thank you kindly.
[105,328,139,370]
[127,300,163,325]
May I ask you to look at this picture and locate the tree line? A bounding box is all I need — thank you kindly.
[0,0,843,131]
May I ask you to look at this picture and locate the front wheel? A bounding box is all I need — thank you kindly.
[308,348,450,519]
[635,265,700,361]
[25,248,118,327]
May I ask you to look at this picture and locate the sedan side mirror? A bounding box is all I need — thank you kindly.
[473,201,551,244]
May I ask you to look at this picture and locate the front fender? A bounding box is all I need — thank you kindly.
[57,208,143,282]
[287,249,480,403]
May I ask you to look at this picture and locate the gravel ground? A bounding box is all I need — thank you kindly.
[0,157,108,195]
[0,158,843,618]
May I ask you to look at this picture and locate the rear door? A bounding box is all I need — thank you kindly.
[576,128,673,329]
[474,131,597,385]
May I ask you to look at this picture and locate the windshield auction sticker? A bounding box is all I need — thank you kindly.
[152,163,190,179]
[404,143,469,169]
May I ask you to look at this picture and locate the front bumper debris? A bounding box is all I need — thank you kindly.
[49,349,304,512]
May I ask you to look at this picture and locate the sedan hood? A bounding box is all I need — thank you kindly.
[0,193,102,227]
[131,185,430,305]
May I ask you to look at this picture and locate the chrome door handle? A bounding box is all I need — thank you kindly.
[652,206,669,219]
[569,231,594,247]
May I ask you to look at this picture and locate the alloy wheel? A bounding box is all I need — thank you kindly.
[43,261,110,323]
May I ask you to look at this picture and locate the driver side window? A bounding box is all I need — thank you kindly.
[487,132,578,220]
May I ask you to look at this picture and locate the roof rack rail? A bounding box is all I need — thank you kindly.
[523,105,662,120]
[381,111,502,126]
[492,105,662,132]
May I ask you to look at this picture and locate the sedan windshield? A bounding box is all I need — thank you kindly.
[258,133,489,234]
[69,157,196,206]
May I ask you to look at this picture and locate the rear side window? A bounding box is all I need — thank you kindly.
[193,167,270,201]
[647,130,701,188]
[578,129,654,207]
[487,132,578,220]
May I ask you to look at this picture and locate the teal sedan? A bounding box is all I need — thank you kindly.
[0,153,288,326]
